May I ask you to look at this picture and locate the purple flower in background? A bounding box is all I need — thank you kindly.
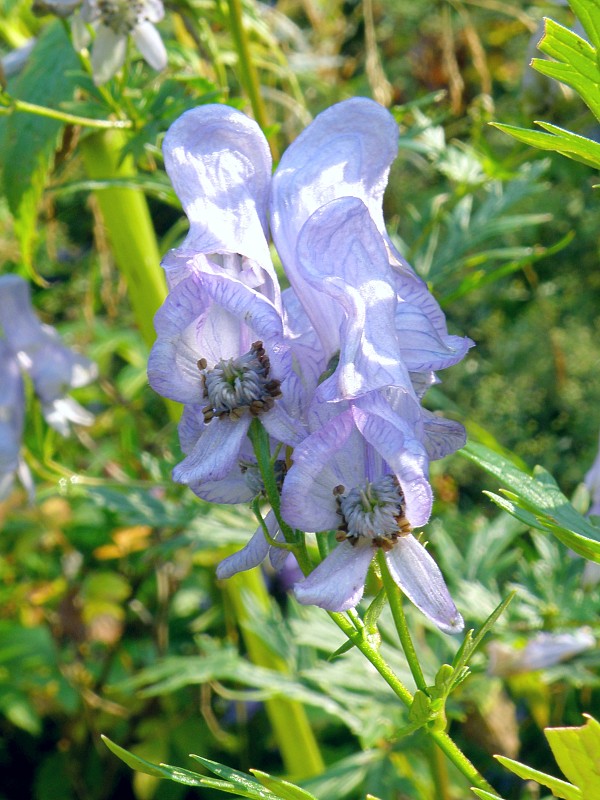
[0,274,97,436]
[73,0,167,84]
[0,341,33,500]
[488,629,595,677]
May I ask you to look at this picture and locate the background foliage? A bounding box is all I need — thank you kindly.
[0,1,599,799]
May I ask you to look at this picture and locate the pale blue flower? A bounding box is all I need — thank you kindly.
[0,274,97,436]
[0,340,32,500]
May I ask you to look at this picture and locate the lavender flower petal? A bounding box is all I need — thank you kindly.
[293,540,374,611]
[162,105,276,296]
[385,536,464,633]
[172,414,250,486]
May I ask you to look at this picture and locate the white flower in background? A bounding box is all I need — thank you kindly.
[488,629,595,677]
[75,0,167,84]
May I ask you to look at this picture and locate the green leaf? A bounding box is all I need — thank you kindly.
[536,18,600,121]
[189,756,280,799]
[489,123,600,169]
[102,737,278,798]
[408,690,432,725]
[2,22,80,268]
[460,442,600,561]
[451,592,515,682]
[251,771,318,800]
[495,756,581,800]
[545,715,600,797]
[470,791,508,800]
[568,0,600,51]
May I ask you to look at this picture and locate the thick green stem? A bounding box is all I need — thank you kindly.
[328,610,495,793]
[80,130,166,350]
[328,611,414,707]
[377,551,427,692]
[224,568,324,778]
[226,0,278,158]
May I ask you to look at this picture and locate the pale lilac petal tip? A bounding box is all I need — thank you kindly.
[91,26,127,84]
[172,415,250,485]
[293,540,374,611]
[385,536,463,634]
[216,525,270,579]
[133,20,167,71]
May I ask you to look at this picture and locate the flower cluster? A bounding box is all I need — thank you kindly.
[33,0,167,84]
[0,274,97,499]
[148,98,473,633]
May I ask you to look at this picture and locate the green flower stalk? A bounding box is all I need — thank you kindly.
[79,129,166,350]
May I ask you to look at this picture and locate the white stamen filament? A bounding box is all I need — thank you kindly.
[338,475,405,541]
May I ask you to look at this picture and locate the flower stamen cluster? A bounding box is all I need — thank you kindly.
[200,341,281,422]
[97,0,145,34]
[334,475,411,550]
[239,458,287,498]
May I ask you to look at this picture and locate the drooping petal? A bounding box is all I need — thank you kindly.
[351,399,432,528]
[216,514,272,579]
[271,96,400,279]
[295,197,414,402]
[43,396,94,436]
[385,536,464,634]
[162,105,277,297]
[133,20,167,71]
[394,298,473,372]
[90,26,127,84]
[172,414,250,486]
[293,540,374,611]
[393,265,474,372]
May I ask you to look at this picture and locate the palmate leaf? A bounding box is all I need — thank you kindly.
[2,22,80,269]
[102,737,292,799]
[492,2,600,169]
[484,716,600,800]
[490,122,600,170]
[460,441,600,562]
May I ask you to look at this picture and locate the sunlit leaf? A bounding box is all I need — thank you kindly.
[545,715,600,797]
[251,771,318,800]
[495,755,581,800]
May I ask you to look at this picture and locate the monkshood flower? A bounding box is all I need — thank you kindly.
[270,98,473,402]
[0,340,33,501]
[0,274,97,436]
[159,100,472,406]
[73,0,167,85]
[488,629,595,677]
[279,395,463,633]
